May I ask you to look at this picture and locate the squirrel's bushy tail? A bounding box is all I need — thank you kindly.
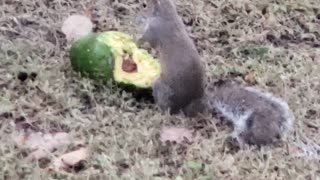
[243,86,294,134]
[204,83,295,146]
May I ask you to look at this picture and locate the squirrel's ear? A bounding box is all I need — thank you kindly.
[149,0,161,7]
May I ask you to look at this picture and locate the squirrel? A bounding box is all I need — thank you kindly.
[134,0,294,147]
[135,0,207,117]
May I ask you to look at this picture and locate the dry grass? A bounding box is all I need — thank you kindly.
[1,0,320,179]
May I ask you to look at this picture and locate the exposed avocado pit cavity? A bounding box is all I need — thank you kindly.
[97,31,161,89]
[122,54,137,73]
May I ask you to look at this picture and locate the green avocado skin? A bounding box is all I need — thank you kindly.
[70,33,114,81]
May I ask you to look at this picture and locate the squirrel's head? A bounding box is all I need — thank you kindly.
[146,0,177,16]
[134,0,181,47]
[135,0,179,30]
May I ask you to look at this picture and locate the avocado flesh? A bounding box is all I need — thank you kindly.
[97,31,161,89]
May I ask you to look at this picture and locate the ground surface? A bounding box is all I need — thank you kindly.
[1,0,320,179]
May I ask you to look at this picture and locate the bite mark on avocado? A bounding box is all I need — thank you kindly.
[122,54,137,73]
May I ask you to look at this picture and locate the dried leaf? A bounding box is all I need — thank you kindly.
[61,15,93,42]
[244,71,257,84]
[160,127,193,144]
[51,147,89,172]
[14,131,72,161]
[287,143,302,155]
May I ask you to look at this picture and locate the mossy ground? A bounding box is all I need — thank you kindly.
[0,0,319,179]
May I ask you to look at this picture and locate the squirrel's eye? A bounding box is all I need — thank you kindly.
[142,3,147,8]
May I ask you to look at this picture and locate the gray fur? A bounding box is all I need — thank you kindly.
[134,0,294,147]
[207,80,294,147]
[135,0,206,117]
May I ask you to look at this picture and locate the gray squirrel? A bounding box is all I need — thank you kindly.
[134,0,294,147]
[135,0,207,117]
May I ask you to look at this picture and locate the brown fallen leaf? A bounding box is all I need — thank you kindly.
[244,71,257,85]
[160,127,194,144]
[287,143,301,155]
[13,131,72,161]
[50,147,89,172]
